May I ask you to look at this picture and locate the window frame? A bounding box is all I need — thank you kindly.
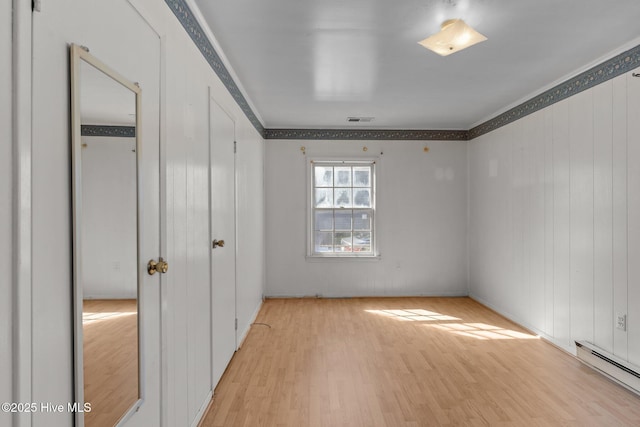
[307,158,379,259]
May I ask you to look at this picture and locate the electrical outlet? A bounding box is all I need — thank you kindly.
[616,314,627,331]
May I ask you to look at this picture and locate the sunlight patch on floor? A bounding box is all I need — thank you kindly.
[365,309,461,322]
[365,309,537,340]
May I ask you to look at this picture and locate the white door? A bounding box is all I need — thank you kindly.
[209,97,237,388]
[32,2,162,427]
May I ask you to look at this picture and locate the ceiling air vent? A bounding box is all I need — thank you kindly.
[347,117,375,123]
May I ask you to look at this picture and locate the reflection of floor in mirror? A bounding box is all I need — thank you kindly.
[83,299,138,427]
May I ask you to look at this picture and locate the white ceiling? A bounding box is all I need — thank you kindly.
[193,0,640,130]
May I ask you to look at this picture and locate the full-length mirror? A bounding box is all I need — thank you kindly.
[70,44,142,427]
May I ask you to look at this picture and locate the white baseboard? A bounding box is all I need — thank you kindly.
[264,292,470,298]
[190,390,213,427]
[237,299,263,349]
[468,294,576,356]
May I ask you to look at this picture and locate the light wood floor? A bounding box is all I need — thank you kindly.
[200,297,640,427]
[83,299,138,427]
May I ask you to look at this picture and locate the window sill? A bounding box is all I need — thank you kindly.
[306,254,381,262]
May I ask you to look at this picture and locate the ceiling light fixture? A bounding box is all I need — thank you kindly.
[347,116,375,123]
[418,19,487,56]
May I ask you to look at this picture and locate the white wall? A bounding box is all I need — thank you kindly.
[468,70,640,365]
[1,0,12,424]
[81,136,137,299]
[235,122,266,342]
[265,139,468,297]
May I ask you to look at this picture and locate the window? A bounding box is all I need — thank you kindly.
[309,160,376,257]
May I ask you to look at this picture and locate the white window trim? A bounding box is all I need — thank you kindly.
[306,157,380,259]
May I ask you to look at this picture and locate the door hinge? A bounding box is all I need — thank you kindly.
[33,0,42,12]
[233,141,237,154]
[235,318,238,330]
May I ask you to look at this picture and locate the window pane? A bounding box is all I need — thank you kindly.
[353,232,371,252]
[353,189,371,207]
[314,211,333,231]
[334,188,352,207]
[335,167,351,187]
[314,166,333,187]
[315,232,333,252]
[353,167,370,187]
[335,232,352,252]
[334,210,352,231]
[353,210,371,230]
[311,162,374,256]
[315,188,333,208]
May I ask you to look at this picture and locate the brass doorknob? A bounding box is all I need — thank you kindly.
[212,239,225,249]
[148,257,169,275]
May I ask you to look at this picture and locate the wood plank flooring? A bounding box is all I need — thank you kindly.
[83,299,138,427]
[200,297,640,427]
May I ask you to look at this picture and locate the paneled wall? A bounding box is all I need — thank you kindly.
[1,0,13,424]
[468,71,640,365]
[265,139,468,297]
[235,123,266,342]
[163,29,214,425]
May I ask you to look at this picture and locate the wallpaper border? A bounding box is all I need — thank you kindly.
[81,125,136,138]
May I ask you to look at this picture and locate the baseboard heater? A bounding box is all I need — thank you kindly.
[575,341,640,396]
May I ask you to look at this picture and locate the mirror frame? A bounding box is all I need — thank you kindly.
[70,43,143,427]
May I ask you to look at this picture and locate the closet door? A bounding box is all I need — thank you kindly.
[32,2,162,426]
[209,97,238,389]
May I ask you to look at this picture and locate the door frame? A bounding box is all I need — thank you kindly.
[12,0,33,425]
